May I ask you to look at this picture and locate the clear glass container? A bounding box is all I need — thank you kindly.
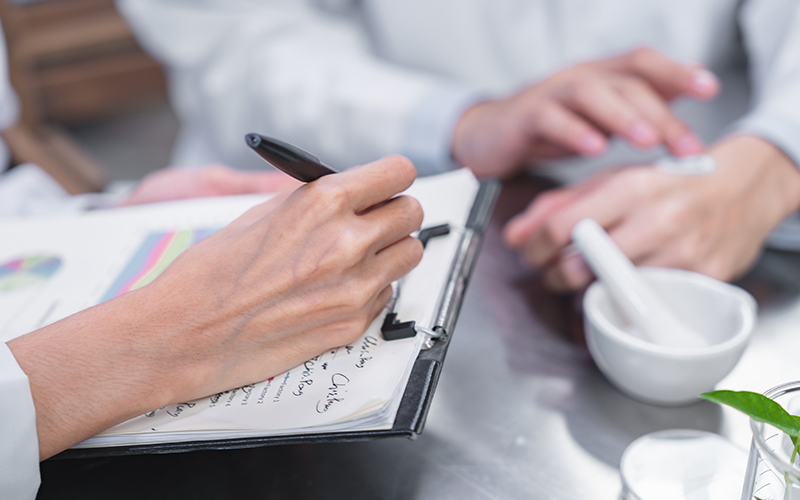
[742,381,800,500]
[621,429,747,500]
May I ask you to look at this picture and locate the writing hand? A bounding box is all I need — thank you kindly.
[8,155,424,459]
[503,136,800,291]
[452,48,719,178]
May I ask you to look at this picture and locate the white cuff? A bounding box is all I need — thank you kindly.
[400,83,484,176]
[729,112,800,169]
[0,343,40,500]
[0,163,129,216]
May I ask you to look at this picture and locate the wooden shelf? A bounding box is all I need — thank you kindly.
[0,0,168,193]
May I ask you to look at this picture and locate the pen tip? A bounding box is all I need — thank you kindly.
[245,133,260,147]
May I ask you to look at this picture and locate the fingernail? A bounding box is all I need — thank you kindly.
[671,132,704,156]
[627,119,658,147]
[579,132,606,156]
[688,69,719,98]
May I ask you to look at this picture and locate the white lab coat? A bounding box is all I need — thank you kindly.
[0,20,121,500]
[118,0,800,179]
[0,20,41,500]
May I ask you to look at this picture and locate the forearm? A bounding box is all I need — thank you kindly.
[7,290,176,460]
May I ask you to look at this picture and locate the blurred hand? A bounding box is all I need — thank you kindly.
[452,47,719,178]
[9,156,424,459]
[123,165,302,205]
[503,136,800,291]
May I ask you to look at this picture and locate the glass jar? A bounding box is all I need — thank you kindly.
[742,381,800,500]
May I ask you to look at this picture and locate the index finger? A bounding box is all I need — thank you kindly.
[520,170,652,266]
[606,48,719,100]
[324,155,418,213]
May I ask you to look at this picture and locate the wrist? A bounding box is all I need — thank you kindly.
[451,100,492,168]
[7,289,176,458]
[708,135,800,223]
[451,98,528,178]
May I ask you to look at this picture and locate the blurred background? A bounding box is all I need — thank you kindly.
[1,0,176,193]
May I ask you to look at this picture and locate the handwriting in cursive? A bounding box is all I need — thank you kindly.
[355,335,379,369]
[293,356,319,397]
[315,373,350,413]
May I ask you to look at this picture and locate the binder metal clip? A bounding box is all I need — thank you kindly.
[381,224,451,341]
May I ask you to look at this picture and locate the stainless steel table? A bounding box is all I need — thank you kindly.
[38,178,800,499]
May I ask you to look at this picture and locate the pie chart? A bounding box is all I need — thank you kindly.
[0,255,62,292]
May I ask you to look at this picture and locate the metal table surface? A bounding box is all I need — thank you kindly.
[38,178,800,499]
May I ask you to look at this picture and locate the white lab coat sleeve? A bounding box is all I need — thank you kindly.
[730,0,800,167]
[0,343,40,500]
[0,163,123,216]
[117,0,482,175]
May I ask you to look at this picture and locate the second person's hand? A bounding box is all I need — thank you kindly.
[502,136,800,291]
[452,47,719,179]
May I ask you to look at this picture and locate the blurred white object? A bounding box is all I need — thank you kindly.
[620,429,747,500]
[0,163,130,216]
[0,163,71,216]
[655,155,717,175]
[572,218,704,349]
[742,381,800,500]
[583,267,756,405]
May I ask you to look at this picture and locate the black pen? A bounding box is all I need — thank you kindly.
[245,133,338,182]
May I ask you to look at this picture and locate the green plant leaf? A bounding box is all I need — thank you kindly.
[700,390,800,440]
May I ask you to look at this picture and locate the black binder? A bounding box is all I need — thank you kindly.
[57,180,500,459]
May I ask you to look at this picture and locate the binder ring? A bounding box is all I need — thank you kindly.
[415,325,444,339]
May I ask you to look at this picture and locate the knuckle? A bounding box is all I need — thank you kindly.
[628,47,657,70]
[339,228,371,255]
[616,78,653,104]
[622,169,657,197]
[653,207,682,237]
[406,237,424,267]
[303,234,364,281]
[380,237,423,277]
[307,179,351,210]
[353,282,377,308]
[334,280,374,313]
[328,317,367,346]
[674,237,704,268]
[397,196,424,228]
[529,101,559,130]
[571,81,600,106]
[662,117,690,138]
[542,218,569,248]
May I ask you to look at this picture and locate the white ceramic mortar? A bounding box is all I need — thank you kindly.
[583,267,757,406]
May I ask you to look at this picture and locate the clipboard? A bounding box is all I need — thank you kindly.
[55,179,501,459]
